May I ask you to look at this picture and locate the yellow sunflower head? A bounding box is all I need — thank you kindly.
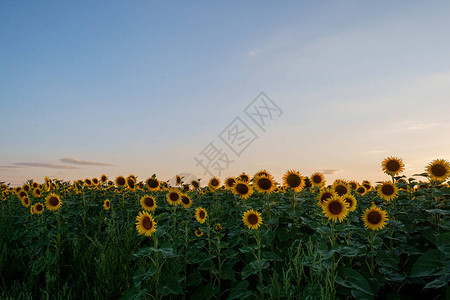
[382,156,405,176]
[92,178,99,186]
[34,202,44,214]
[195,228,204,237]
[356,185,367,196]
[84,178,92,187]
[426,159,450,182]
[317,187,337,206]
[232,180,253,199]
[282,170,305,192]
[140,195,157,211]
[145,177,160,191]
[126,177,136,191]
[115,175,127,188]
[195,207,207,224]
[362,204,388,231]
[253,169,272,180]
[45,193,62,211]
[237,173,249,182]
[32,182,39,189]
[362,180,372,191]
[32,188,42,198]
[242,209,263,230]
[377,181,399,201]
[103,199,111,210]
[135,211,157,237]
[224,177,236,190]
[18,190,28,200]
[22,184,30,192]
[166,189,181,206]
[100,174,108,183]
[332,180,351,196]
[310,172,325,187]
[208,177,221,190]
[30,204,36,214]
[322,195,349,223]
[21,197,30,208]
[214,223,222,231]
[176,175,182,185]
[342,194,357,212]
[191,180,200,190]
[180,194,193,208]
[348,181,359,190]
[254,175,275,194]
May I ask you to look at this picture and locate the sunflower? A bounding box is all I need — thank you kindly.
[322,195,349,223]
[282,170,305,192]
[237,173,249,182]
[377,181,399,201]
[356,185,367,196]
[232,180,253,199]
[135,211,157,237]
[126,177,136,191]
[107,180,114,186]
[348,181,359,190]
[34,202,44,214]
[145,177,160,191]
[208,177,221,190]
[332,180,350,196]
[45,193,62,211]
[99,174,108,183]
[92,178,100,186]
[195,228,204,237]
[426,159,450,182]
[191,180,200,190]
[138,195,156,211]
[214,223,222,231]
[317,187,337,206]
[224,177,236,190]
[195,207,207,224]
[22,184,30,192]
[103,199,111,210]
[180,194,193,208]
[166,189,181,206]
[382,156,405,176]
[32,188,42,198]
[84,178,92,187]
[176,175,182,186]
[18,190,28,200]
[115,175,127,188]
[30,204,36,214]
[14,187,21,194]
[21,197,30,208]
[342,194,357,212]
[32,182,39,189]
[242,209,263,230]
[362,180,372,191]
[362,204,388,231]
[254,175,275,194]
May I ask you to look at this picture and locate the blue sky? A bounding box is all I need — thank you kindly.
[1,1,450,186]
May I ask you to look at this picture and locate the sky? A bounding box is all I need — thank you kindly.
[1,1,450,186]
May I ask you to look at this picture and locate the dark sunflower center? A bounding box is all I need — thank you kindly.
[258,178,272,190]
[142,216,153,230]
[248,214,258,225]
[145,197,154,207]
[287,174,301,188]
[93,179,98,184]
[328,201,343,215]
[169,192,179,201]
[105,201,110,207]
[381,184,394,196]
[367,211,382,225]
[320,192,332,203]
[20,191,27,198]
[147,179,159,188]
[181,196,190,205]
[117,178,125,186]
[431,164,447,177]
[226,179,235,187]
[236,183,249,195]
[335,185,348,196]
[199,211,206,219]
[312,175,322,184]
[349,182,357,189]
[192,181,199,188]
[128,180,135,188]
[24,198,29,205]
[363,184,371,190]
[240,175,249,182]
[386,160,400,172]
[344,198,353,208]
[36,204,43,211]
[86,180,91,185]
[101,176,107,182]
[49,196,59,206]
[211,179,219,186]
[176,177,181,184]
[357,187,365,194]
[36,190,41,195]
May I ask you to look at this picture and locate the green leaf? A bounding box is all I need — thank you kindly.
[424,274,450,289]
[410,250,444,277]
[120,287,148,300]
[221,265,236,282]
[133,267,146,288]
[199,259,215,271]
[239,245,258,253]
[336,268,374,296]
[227,280,252,300]
[158,276,184,296]
[437,232,450,256]
[376,252,399,271]
[425,209,450,215]
[241,260,268,280]
[186,271,203,287]
[262,251,282,261]
[133,247,179,259]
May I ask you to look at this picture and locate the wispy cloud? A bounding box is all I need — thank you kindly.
[321,169,341,175]
[60,158,114,166]
[15,162,80,169]
[0,165,24,169]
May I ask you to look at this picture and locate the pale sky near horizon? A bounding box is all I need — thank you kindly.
[1,1,450,186]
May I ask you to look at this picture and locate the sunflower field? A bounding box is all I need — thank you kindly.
[1,158,450,299]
